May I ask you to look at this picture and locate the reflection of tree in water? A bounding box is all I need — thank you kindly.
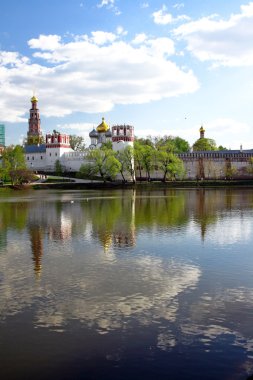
[135,189,188,229]
[82,193,135,251]
[192,189,253,241]
[0,201,28,231]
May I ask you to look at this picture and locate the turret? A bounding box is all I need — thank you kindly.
[199,125,205,139]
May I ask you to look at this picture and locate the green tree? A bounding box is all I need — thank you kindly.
[69,135,86,151]
[157,150,184,181]
[0,145,27,184]
[193,138,217,151]
[140,145,154,181]
[116,146,135,183]
[147,135,190,153]
[55,159,63,176]
[80,148,120,182]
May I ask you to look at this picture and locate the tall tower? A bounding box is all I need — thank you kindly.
[27,96,43,145]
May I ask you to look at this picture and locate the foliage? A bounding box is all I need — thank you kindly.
[69,135,86,151]
[54,159,63,176]
[218,145,227,151]
[79,147,121,182]
[136,135,190,153]
[9,168,35,185]
[101,141,112,150]
[157,150,185,181]
[193,138,217,151]
[116,146,135,182]
[225,165,237,180]
[0,145,27,183]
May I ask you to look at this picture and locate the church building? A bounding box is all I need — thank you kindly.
[24,96,134,173]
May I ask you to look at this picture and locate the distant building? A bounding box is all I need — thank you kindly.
[0,124,5,154]
[24,97,134,176]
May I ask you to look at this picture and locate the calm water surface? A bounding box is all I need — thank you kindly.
[1,188,253,380]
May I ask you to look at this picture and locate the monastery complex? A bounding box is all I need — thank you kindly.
[24,96,253,180]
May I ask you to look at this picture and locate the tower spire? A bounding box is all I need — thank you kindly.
[27,96,42,145]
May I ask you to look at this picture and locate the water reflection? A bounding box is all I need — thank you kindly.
[1,189,253,378]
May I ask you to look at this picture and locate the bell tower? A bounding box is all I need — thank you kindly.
[27,96,43,145]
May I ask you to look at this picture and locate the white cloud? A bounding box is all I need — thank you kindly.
[28,34,61,51]
[97,0,121,15]
[97,0,114,8]
[91,31,117,45]
[116,26,127,36]
[174,2,253,67]
[0,32,199,122]
[147,37,175,56]
[132,33,147,45]
[152,5,173,25]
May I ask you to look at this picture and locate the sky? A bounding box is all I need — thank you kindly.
[1,0,253,149]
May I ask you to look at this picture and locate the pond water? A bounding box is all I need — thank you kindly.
[1,188,253,380]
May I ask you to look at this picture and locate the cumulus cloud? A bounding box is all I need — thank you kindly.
[28,34,61,51]
[174,2,253,67]
[152,5,173,25]
[91,31,117,45]
[152,4,189,25]
[132,33,147,45]
[0,32,199,122]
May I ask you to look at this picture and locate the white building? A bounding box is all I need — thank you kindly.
[24,97,134,174]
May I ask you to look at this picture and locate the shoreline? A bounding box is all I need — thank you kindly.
[2,179,253,191]
[5,179,253,190]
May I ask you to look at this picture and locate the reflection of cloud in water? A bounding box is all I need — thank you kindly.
[188,214,253,245]
[207,217,252,245]
[0,247,200,334]
[180,288,253,358]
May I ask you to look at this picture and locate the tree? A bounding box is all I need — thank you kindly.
[9,168,34,185]
[55,159,63,176]
[116,146,135,183]
[80,148,121,182]
[69,135,86,151]
[140,145,154,181]
[0,145,27,184]
[193,138,217,151]
[146,135,190,153]
[157,150,184,181]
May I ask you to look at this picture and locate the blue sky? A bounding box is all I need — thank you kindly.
[1,0,253,149]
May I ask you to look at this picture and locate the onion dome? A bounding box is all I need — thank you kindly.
[96,117,109,133]
[89,128,98,138]
[105,129,112,138]
[31,95,38,102]
[199,125,205,132]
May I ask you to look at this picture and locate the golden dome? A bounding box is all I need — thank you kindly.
[199,125,205,132]
[96,117,109,133]
[31,95,38,102]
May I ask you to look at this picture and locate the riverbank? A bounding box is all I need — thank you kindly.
[30,179,253,189]
[2,179,253,191]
